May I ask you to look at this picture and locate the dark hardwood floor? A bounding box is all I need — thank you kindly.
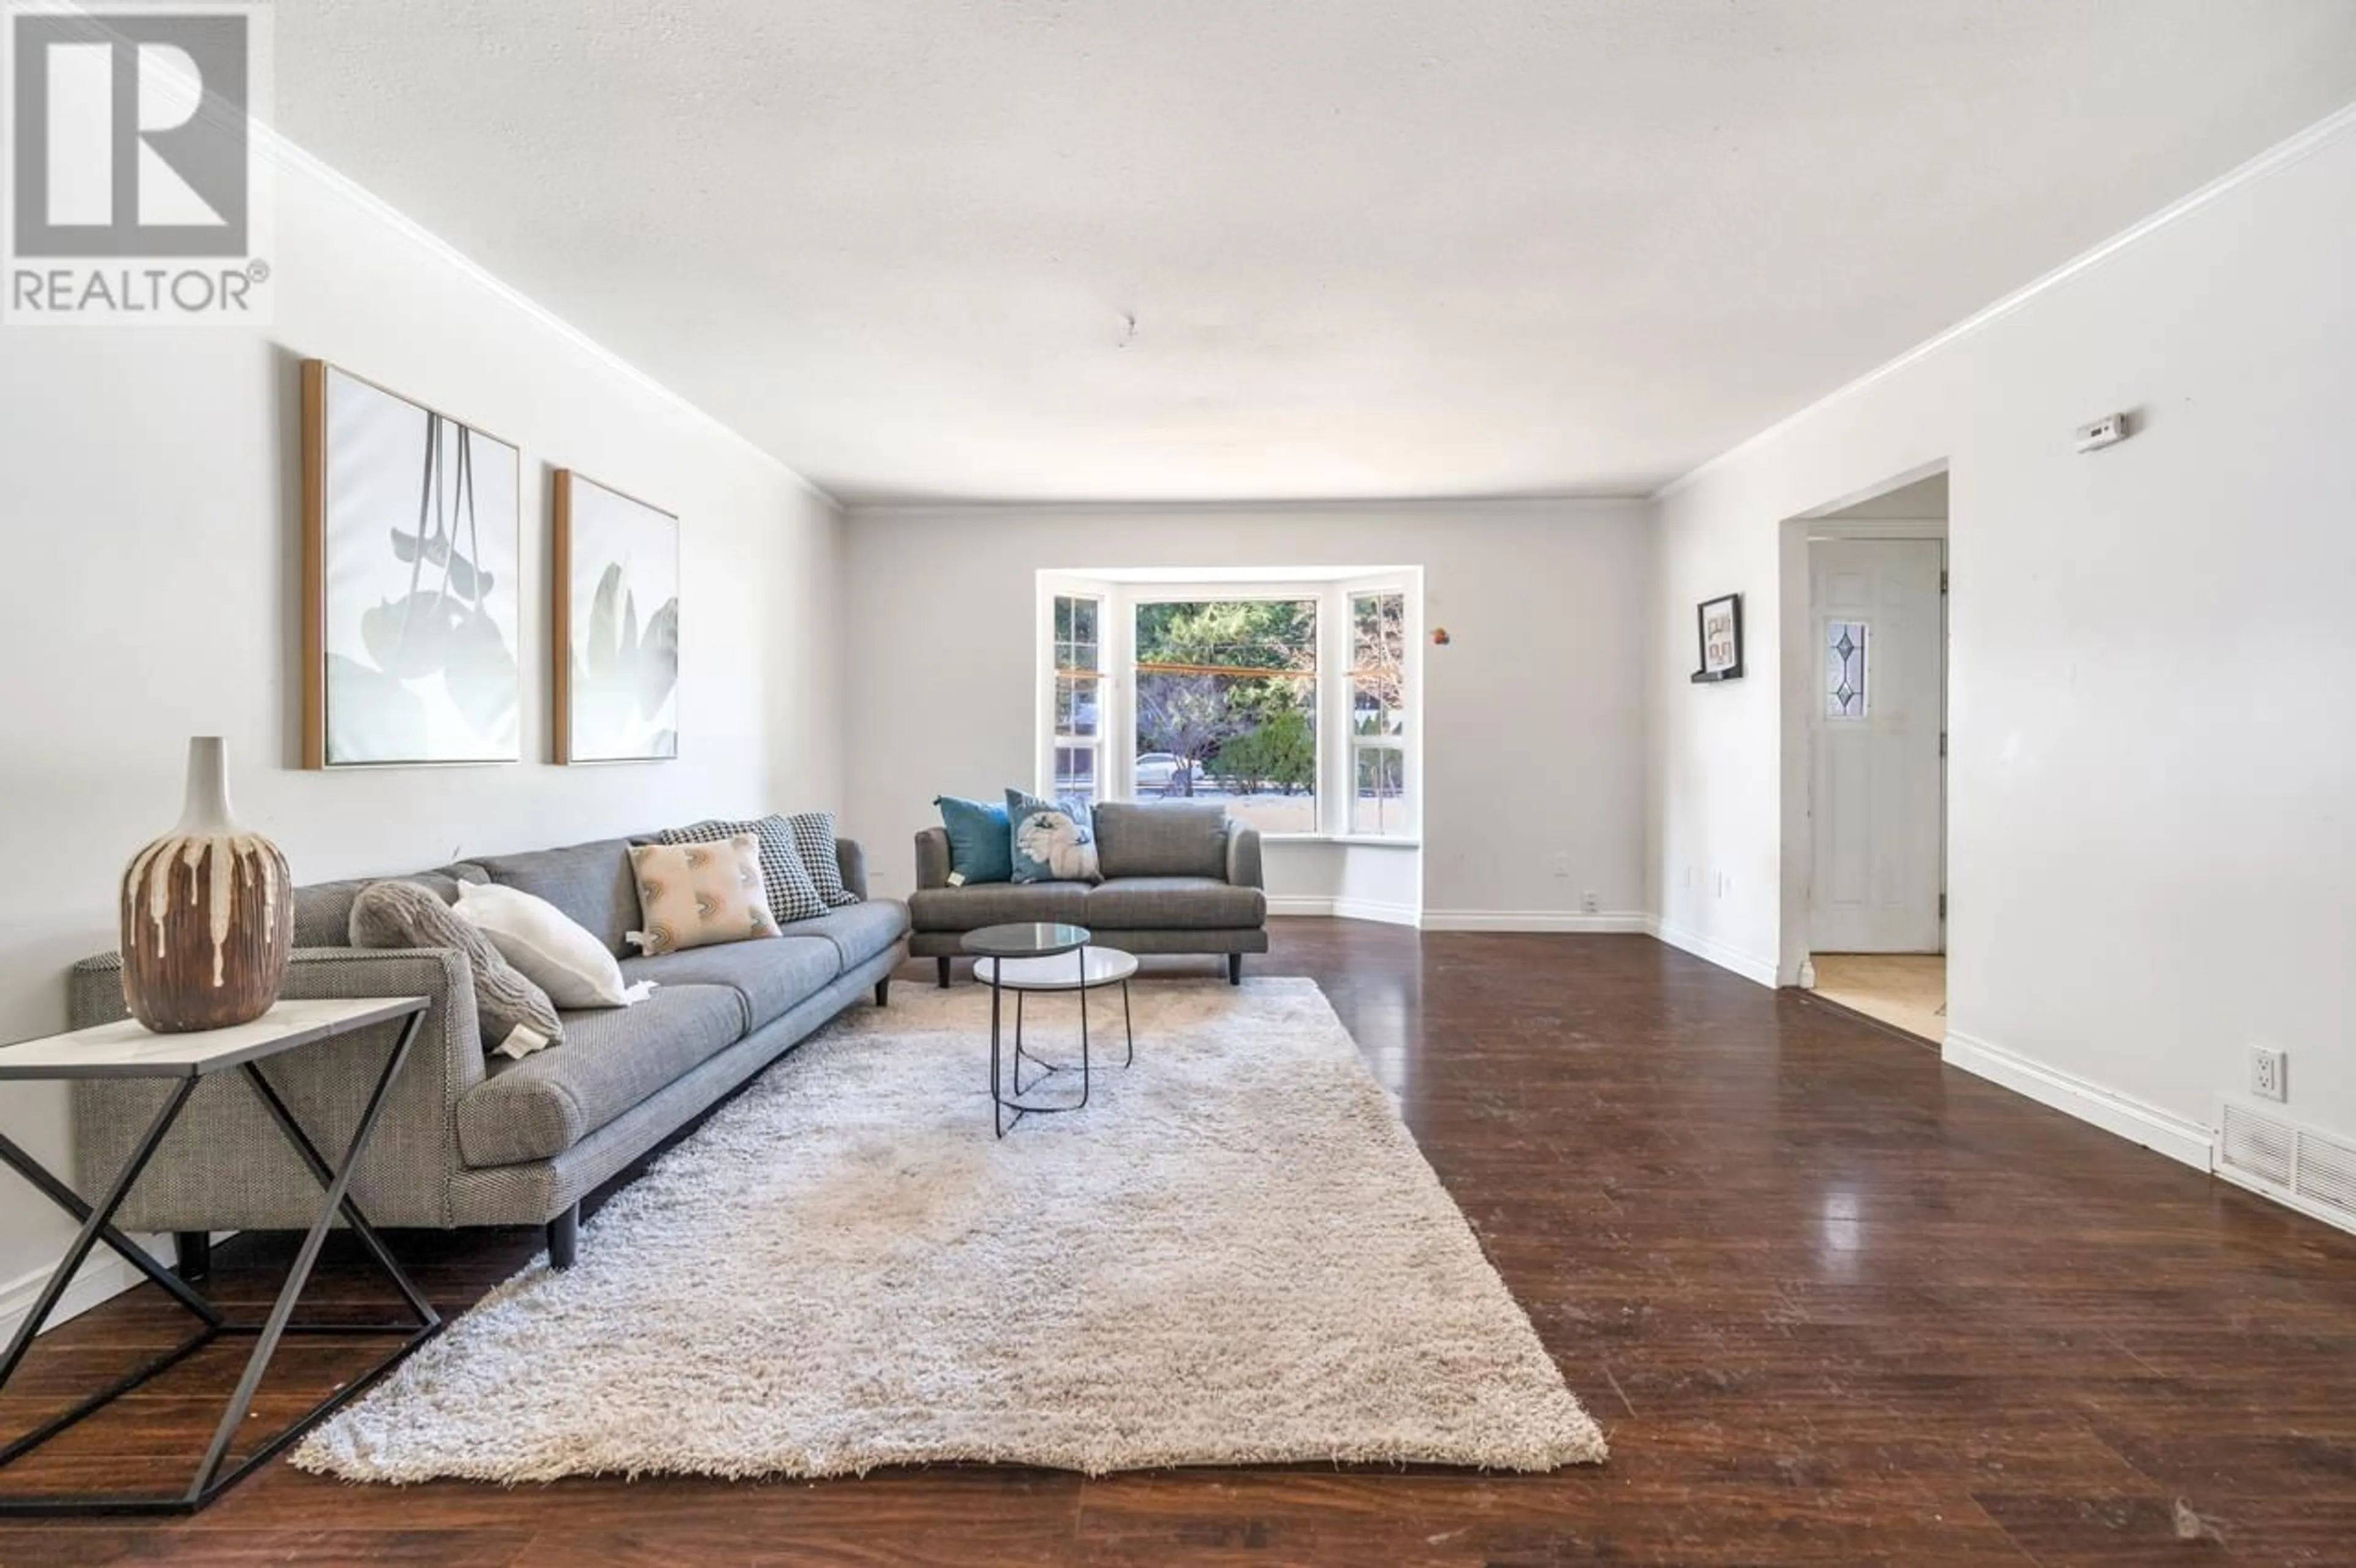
[3,922,2352,1566]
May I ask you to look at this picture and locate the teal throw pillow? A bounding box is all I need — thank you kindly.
[934,794,1013,885]
[1006,788,1101,885]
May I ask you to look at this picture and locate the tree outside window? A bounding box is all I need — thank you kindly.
[1133,599,1318,834]
[1350,591,1409,835]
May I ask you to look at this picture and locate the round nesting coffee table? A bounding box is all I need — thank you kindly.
[961,923,1136,1137]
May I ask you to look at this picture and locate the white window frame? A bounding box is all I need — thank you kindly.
[1038,578,1113,803]
[1035,570,1422,843]
[1340,575,1417,841]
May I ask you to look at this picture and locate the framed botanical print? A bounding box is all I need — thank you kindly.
[302,361,522,766]
[1692,592,1744,683]
[552,471,680,763]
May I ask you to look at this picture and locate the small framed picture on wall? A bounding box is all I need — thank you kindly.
[1691,593,1744,683]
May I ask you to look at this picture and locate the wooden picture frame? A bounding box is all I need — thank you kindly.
[552,470,680,764]
[301,361,523,767]
[1690,592,1744,683]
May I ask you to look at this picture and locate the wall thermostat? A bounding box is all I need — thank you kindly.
[2074,413,2128,453]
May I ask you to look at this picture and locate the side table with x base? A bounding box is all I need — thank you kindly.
[0,997,443,1515]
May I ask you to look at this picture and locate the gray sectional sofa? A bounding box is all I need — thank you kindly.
[910,801,1268,985]
[67,832,907,1270]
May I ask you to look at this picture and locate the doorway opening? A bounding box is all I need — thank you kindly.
[1777,466,1949,1043]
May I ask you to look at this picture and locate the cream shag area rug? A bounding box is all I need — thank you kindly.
[296,977,1605,1482]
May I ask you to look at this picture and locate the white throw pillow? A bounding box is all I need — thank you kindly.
[453,882,652,1009]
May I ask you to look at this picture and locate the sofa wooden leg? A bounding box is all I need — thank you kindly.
[874,976,892,1007]
[1228,954,1244,986]
[547,1203,579,1270]
[937,956,953,988]
[173,1231,210,1283]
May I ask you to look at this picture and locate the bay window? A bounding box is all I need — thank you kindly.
[1038,571,1419,840]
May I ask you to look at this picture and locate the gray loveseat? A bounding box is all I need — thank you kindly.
[911,801,1268,986]
[67,832,908,1270]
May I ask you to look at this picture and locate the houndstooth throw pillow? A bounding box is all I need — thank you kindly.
[661,817,828,923]
[782,810,859,907]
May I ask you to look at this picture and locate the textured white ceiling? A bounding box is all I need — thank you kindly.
[280,2,2356,503]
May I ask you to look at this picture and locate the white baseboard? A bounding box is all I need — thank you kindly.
[1333,897,1419,927]
[2214,1162,2356,1239]
[1644,917,1779,988]
[1264,895,1333,917]
[1942,1030,2214,1172]
[1420,909,1650,934]
[1266,896,1421,927]
[1272,901,1655,933]
[0,1236,174,1344]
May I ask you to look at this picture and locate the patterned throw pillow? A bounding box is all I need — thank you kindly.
[1006,788,1101,885]
[782,810,859,907]
[661,817,827,924]
[348,880,563,1060]
[626,835,782,955]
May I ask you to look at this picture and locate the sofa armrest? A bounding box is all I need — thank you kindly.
[914,827,952,891]
[66,945,488,1230]
[834,838,869,901]
[1225,823,1265,891]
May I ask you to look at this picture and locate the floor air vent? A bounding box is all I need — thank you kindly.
[2220,1104,2294,1186]
[2219,1102,2356,1229]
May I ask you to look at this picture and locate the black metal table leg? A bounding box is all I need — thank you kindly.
[185,1012,431,1501]
[990,964,1011,1138]
[239,1054,439,1331]
[1012,988,1034,1096]
[0,1081,212,1473]
[1076,945,1091,1107]
[0,1089,220,1340]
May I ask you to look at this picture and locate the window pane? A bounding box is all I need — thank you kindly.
[1054,594,1099,675]
[1352,744,1409,836]
[1055,675,1099,739]
[1352,592,1406,740]
[1826,620,1867,720]
[1054,745,1096,803]
[1134,598,1318,833]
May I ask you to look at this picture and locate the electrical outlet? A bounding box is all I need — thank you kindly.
[1581,890,1600,914]
[1551,852,1570,879]
[2250,1046,2287,1103]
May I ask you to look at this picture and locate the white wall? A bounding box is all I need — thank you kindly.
[0,151,841,1328]
[1263,841,1422,926]
[841,502,1651,924]
[1649,110,2356,1154]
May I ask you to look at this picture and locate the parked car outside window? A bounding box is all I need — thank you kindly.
[1134,752,1202,795]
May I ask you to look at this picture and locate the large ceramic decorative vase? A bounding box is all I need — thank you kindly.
[118,737,293,1032]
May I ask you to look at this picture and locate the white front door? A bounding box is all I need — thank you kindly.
[1809,538,1944,953]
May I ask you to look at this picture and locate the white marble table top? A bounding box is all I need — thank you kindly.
[0,997,429,1080]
